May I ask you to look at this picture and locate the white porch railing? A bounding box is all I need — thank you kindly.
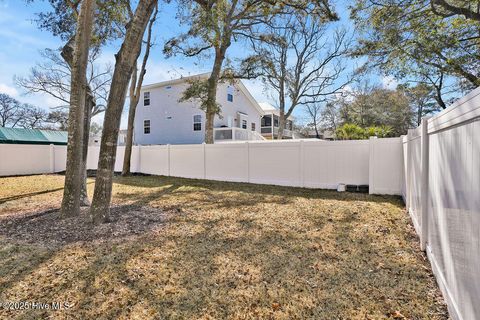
[260,127,293,138]
[214,127,266,142]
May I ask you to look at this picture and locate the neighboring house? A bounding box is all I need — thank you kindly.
[0,127,67,145]
[258,103,295,140]
[133,74,266,145]
[89,130,128,146]
[306,129,335,140]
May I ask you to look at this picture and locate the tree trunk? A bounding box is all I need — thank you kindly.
[204,44,228,144]
[80,91,94,206]
[122,66,138,176]
[417,105,423,127]
[276,69,286,140]
[277,110,285,140]
[122,8,156,176]
[60,35,96,207]
[314,119,320,139]
[90,0,157,224]
[60,0,96,218]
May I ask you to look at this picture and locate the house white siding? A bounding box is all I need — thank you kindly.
[134,79,263,145]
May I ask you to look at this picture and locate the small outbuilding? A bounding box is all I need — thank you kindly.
[0,127,68,145]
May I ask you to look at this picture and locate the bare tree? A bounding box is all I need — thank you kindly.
[90,0,158,224]
[45,110,69,130]
[17,104,49,128]
[16,48,111,116]
[165,0,337,144]
[16,44,112,206]
[0,93,60,129]
[305,102,323,139]
[60,0,96,218]
[0,94,22,127]
[122,6,157,176]
[250,16,351,139]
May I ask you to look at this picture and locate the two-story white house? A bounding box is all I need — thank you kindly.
[134,74,270,145]
[133,73,297,145]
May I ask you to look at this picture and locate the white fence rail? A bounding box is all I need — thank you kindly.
[0,138,403,195]
[403,86,480,320]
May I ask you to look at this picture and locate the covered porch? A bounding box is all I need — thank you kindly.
[214,127,265,143]
[260,114,293,139]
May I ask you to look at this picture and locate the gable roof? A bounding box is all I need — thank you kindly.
[259,102,277,112]
[258,102,295,120]
[141,73,266,116]
[0,127,68,145]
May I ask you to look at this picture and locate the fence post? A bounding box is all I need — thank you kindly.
[246,141,250,183]
[136,145,141,173]
[167,144,171,177]
[203,143,207,179]
[49,144,55,173]
[401,135,408,208]
[368,136,377,194]
[420,117,430,251]
[299,140,305,187]
[406,130,413,212]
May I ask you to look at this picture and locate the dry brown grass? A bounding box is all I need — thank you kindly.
[0,174,447,319]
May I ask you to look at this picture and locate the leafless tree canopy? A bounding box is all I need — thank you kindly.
[246,14,352,138]
[15,47,112,117]
[0,93,56,129]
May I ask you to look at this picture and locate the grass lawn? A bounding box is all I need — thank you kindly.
[0,174,447,319]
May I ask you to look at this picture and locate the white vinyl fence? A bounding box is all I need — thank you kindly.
[403,86,480,320]
[0,138,403,195]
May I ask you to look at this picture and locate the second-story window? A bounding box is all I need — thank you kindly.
[193,115,202,131]
[144,92,150,106]
[251,123,256,131]
[227,86,234,102]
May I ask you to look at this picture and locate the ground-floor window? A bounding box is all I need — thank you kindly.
[251,123,256,131]
[144,120,151,134]
[193,115,202,131]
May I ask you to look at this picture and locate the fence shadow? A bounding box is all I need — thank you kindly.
[112,175,405,209]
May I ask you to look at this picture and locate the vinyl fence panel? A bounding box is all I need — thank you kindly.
[0,144,52,176]
[169,144,205,179]
[303,140,370,189]
[368,137,403,195]
[138,145,169,176]
[205,143,249,183]
[403,86,480,320]
[248,141,302,187]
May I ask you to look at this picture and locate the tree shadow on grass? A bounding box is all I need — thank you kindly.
[0,202,447,319]
[0,175,444,319]
[112,175,405,211]
[0,187,66,205]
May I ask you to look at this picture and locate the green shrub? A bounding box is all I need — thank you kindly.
[336,124,393,140]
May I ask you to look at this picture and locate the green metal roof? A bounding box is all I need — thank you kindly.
[0,127,68,145]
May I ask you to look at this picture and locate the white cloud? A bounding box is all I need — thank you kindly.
[0,83,18,97]
[382,75,398,90]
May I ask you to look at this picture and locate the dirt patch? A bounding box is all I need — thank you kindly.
[0,205,170,247]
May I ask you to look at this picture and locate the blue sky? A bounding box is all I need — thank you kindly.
[0,0,392,128]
